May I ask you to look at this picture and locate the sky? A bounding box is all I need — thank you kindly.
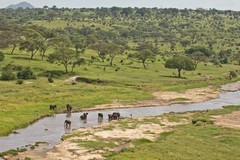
[1,0,240,11]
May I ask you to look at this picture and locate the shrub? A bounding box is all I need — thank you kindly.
[16,79,24,85]
[1,69,16,80]
[48,77,54,83]
[229,70,237,80]
[17,67,36,80]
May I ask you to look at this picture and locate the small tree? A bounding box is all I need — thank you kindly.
[107,43,124,66]
[128,50,156,68]
[165,56,197,78]
[90,42,108,62]
[71,58,85,73]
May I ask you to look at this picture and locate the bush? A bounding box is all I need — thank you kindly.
[229,70,237,80]
[16,79,24,85]
[1,69,16,80]
[48,77,54,83]
[17,67,36,80]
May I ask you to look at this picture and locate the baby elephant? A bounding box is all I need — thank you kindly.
[49,104,57,110]
[98,113,103,119]
[64,120,71,128]
[80,113,88,120]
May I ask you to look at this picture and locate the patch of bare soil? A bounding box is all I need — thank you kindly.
[83,86,221,111]
[8,117,187,160]
[212,111,240,129]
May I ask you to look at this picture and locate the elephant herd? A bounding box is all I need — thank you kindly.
[49,104,121,129]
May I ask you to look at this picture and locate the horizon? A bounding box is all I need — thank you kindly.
[1,0,240,11]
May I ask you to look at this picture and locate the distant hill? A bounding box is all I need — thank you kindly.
[7,2,34,9]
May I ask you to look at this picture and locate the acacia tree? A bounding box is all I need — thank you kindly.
[48,48,78,73]
[107,43,124,66]
[39,30,56,60]
[165,56,197,78]
[128,49,155,68]
[71,58,85,73]
[19,29,45,59]
[90,42,108,62]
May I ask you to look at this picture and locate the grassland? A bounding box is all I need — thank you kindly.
[105,106,240,160]
[0,47,240,136]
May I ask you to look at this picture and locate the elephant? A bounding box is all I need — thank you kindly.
[98,113,103,119]
[80,113,88,120]
[66,104,73,112]
[49,104,57,110]
[64,120,71,128]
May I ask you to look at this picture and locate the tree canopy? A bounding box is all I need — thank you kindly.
[165,56,197,78]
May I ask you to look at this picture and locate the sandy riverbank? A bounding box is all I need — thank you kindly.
[4,85,227,160]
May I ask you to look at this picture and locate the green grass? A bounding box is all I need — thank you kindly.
[0,149,27,157]
[74,139,117,150]
[0,48,240,136]
[170,97,191,101]
[106,106,240,160]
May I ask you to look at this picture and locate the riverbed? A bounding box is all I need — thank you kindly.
[0,83,239,153]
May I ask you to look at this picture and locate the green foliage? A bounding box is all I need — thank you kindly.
[185,46,212,57]
[1,64,17,80]
[165,56,197,78]
[17,67,36,80]
[48,47,78,73]
[229,70,237,80]
[1,69,16,80]
[128,50,156,68]
[16,79,24,85]
[47,77,54,83]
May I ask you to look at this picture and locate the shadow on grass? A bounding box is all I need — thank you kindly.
[159,75,187,79]
[12,56,41,61]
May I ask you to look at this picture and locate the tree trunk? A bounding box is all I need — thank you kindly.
[110,57,113,66]
[178,68,182,78]
[41,50,46,60]
[30,49,38,59]
[64,64,68,73]
[30,51,34,59]
[142,60,146,69]
[11,45,17,55]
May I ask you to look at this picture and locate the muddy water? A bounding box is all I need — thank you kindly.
[0,84,240,153]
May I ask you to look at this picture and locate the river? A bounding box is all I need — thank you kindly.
[0,83,239,153]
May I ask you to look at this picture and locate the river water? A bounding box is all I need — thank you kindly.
[0,83,240,153]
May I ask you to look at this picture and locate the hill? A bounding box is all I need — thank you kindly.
[6,2,34,9]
